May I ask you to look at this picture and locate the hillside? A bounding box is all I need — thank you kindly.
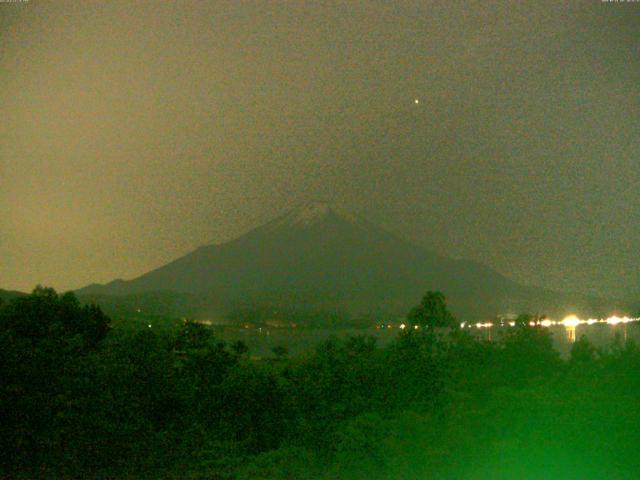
[77,202,621,322]
[0,289,26,303]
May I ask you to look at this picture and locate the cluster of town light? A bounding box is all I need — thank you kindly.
[396,315,640,331]
[459,315,640,330]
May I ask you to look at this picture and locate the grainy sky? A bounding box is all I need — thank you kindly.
[1,0,639,297]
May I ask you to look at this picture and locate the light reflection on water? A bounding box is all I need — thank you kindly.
[465,315,640,354]
[218,318,640,357]
[473,322,638,356]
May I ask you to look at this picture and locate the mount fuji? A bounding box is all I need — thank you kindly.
[77,202,616,322]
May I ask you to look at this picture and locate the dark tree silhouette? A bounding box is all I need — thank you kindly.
[407,290,456,329]
[0,287,110,475]
[231,339,249,356]
[272,345,289,359]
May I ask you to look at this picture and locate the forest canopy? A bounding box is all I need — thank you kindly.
[1,288,640,479]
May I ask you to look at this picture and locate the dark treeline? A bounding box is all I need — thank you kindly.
[2,288,640,479]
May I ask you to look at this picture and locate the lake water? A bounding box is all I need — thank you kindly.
[216,322,640,358]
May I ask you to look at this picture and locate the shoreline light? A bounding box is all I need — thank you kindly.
[560,315,581,328]
[462,315,640,330]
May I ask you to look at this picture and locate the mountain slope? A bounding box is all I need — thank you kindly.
[0,289,26,304]
[77,202,618,321]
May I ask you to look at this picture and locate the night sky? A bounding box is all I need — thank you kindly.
[2,1,639,297]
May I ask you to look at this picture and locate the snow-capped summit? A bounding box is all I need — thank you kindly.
[262,201,362,232]
[280,201,333,227]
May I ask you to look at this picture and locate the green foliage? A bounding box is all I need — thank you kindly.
[216,364,292,452]
[515,312,532,326]
[0,287,110,476]
[328,412,391,480]
[3,287,640,479]
[2,285,110,348]
[231,339,249,356]
[236,446,319,480]
[570,334,598,366]
[495,323,562,387]
[271,344,289,359]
